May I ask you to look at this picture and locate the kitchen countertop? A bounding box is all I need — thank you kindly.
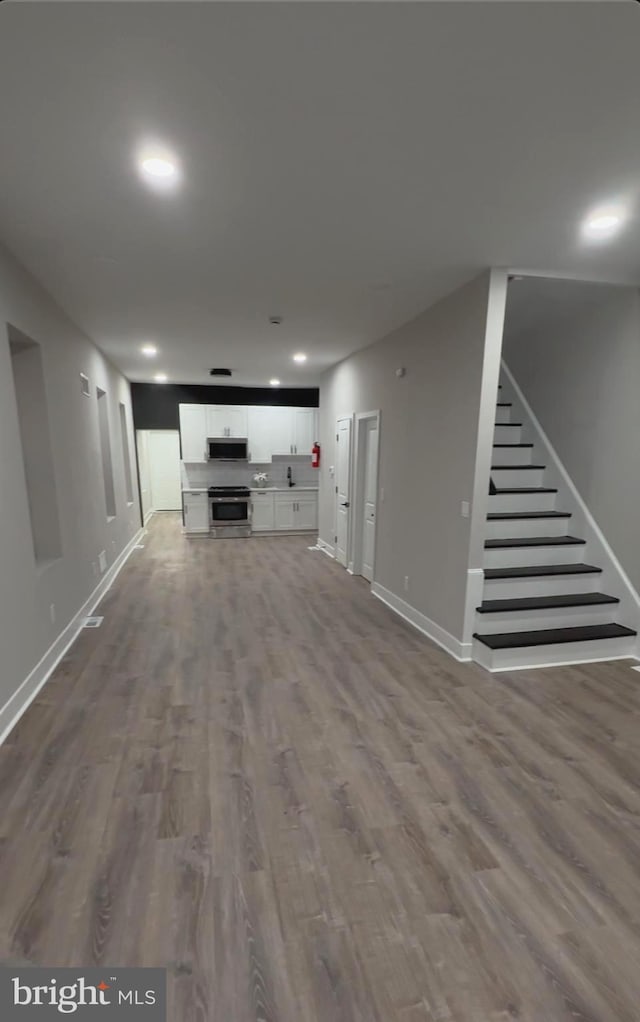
[182,486,318,494]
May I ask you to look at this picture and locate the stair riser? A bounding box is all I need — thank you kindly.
[484,544,585,569]
[492,446,534,466]
[483,574,602,599]
[473,636,637,672]
[495,405,512,424]
[488,491,556,513]
[494,424,522,443]
[474,604,618,634]
[486,517,570,540]
[491,467,545,488]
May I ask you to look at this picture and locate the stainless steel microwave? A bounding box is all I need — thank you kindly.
[206,437,249,461]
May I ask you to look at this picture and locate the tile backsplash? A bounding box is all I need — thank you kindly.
[182,455,318,489]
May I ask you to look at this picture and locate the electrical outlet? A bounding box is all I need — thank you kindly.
[461,501,470,518]
[49,603,56,624]
[404,575,409,592]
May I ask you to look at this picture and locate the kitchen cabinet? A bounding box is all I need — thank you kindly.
[292,408,318,456]
[293,493,318,530]
[250,491,275,531]
[248,406,292,463]
[274,491,318,531]
[179,403,319,465]
[183,491,210,533]
[179,405,208,463]
[206,405,248,438]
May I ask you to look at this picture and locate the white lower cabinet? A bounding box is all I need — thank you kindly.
[251,491,275,531]
[252,491,318,532]
[274,491,318,531]
[274,495,296,531]
[183,492,210,533]
[293,494,318,530]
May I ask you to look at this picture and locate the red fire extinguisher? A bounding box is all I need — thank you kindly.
[311,441,321,469]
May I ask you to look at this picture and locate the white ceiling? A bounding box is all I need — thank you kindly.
[0,1,639,386]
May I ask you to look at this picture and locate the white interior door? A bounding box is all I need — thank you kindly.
[361,418,379,582]
[148,430,181,510]
[335,417,352,566]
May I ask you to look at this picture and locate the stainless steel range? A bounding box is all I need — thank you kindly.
[208,485,251,537]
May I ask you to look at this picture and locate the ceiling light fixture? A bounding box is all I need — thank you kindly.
[582,204,626,241]
[137,145,181,190]
[141,344,157,357]
[154,373,168,383]
[269,378,281,386]
[292,352,307,363]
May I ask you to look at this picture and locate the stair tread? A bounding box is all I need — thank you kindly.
[485,563,602,580]
[495,422,523,427]
[487,511,571,520]
[491,464,546,470]
[477,593,620,613]
[485,535,585,549]
[493,443,533,448]
[496,402,512,407]
[490,484,556,492]
[473,623,636,651]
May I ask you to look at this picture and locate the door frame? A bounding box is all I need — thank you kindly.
[350,410,381,580]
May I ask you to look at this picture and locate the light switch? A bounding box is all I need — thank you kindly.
[461,501,470,518]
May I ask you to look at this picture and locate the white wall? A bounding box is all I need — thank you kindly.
[319,271,505,647]
[503,279,640,594]
[0,242,141,725]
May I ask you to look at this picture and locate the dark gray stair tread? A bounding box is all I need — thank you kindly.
[493,443,533,448]
[496,402,512,407]
[493,487,558,494]
[495,422,523,427]
[485,535,585,549]
[477,593,620,613]
[487,511,571,520]
[485,563,602,580]
[473,623,636,650]
[491,464,546,470]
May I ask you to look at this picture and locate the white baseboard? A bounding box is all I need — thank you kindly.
[316,537,335,559]
[463,568,485,645]
[0,526,145,747]
[143,509,154,526]
[371,582,471,662]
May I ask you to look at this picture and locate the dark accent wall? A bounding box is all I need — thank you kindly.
[131,383,320,431]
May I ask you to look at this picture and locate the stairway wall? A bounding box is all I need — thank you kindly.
[503,281,640,594]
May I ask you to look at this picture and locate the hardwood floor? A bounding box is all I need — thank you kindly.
[1,512,640,1020]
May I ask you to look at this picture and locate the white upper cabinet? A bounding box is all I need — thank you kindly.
[180,403,317,464]
[293,408,318,457]
[248,406,294,463]
[206,405,248,438]
[179,404,208,462]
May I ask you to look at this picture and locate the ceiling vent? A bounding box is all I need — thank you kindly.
[209,368,232,377]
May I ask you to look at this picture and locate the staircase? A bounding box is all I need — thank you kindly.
[472,379,638,671]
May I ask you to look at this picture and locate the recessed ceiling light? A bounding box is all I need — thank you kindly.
[154,373,168,383]
[582,204,626,240]
[269,378,281,386]
[141,344,157,357]
[292,353,307,363]
[137,146,180,190]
